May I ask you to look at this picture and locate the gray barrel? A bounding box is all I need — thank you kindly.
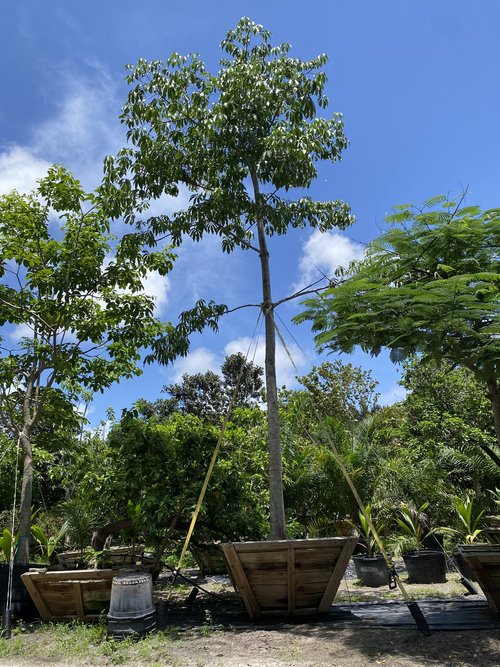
[107,572,156,639]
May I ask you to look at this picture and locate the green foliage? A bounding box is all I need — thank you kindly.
[0,165,175,561]
[281,412,382,531]
[293,360,379,428]
[62,409,269,547]
[153,352,264,424]
[394,502,445,553]
[400,359,500,489]
[30,522,68,564]
[453,495,485,544]
[0,527,13,562]
[297,196,500,444]
[100,16,353,363]
[350,504,386,557]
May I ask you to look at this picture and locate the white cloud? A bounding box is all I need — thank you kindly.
[0,67,124,197]
[143,187,192,219]
[7,323,33,341]
[31,70,123,186]
[295,230,365,291]
[169,347,219,382]
[141,270,170,315]
[378,382,407,406]
[224,336,306,388]
[0,146,50,194]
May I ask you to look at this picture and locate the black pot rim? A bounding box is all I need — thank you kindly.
[353,554,385,562]
[402,549,444,558]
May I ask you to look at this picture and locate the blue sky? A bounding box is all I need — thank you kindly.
[1,1,500,425]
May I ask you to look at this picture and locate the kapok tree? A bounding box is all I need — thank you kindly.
[297,196,500,451]
[100,18,353,539]
[0,166,173,562]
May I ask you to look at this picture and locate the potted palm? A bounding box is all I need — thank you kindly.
[0,528,41,619]
[351,505,390,587]
[395,502,446,584]
[454,493,500,612]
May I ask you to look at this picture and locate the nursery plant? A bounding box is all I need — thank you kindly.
[395,501,443,553]
[454,495,485,544]
[101,17,353,539]
[0,167,174,563]
[394,502,447,584]
[351,504,385,557]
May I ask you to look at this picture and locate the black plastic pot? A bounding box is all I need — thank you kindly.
[402,550,446,584]
[353,555,390,587]
[0,564,40,619]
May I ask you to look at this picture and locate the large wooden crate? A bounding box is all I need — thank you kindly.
[21,569,129,622]
[457,544,500,614]
[221,537,357,619]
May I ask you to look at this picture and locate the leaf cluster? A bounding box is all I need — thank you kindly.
[297,197,500,385]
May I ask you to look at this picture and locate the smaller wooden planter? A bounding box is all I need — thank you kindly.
[221,536,357,619]
[457,544,500,614]
[21,568,130,622]
[57,545,145,569]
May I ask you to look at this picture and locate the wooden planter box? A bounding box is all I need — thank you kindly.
[457,544,500,614]
[221,536,357,619]
[21,568,130,622]
[57,545,145,569]
[190,542,227,575]
[482,527,500,545]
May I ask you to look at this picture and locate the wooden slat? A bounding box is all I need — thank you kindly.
[295,570,331,585]
[318,538,357,613]
[247,572,287,585]
[73,582,85,617]
[20,572,51,622]
[287,548,295,613]
[24,568,118,582]
[20,569,125,622]
[231,537,351,552]
[221,543,260,619]
[252,586,288,609]
[294,548,342,570]
[238,551,287,566]
[458,546,500,614]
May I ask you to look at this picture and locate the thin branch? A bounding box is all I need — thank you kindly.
[225,302,261,314]
[273,275,340,308]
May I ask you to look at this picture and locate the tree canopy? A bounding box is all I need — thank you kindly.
[297,196,500,446]
[0,166,173,561]
[101,17,353,538]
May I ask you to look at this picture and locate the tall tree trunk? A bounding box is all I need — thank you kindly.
[16,432,33,564]
[487,378,500,453]
[252,171,287,540]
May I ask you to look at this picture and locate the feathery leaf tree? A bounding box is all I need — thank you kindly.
[297,196,500,449]
[101,18,353,538]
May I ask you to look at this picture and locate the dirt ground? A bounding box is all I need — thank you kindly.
[1,570,499,666]
[151,624,500,667]
[147,573,500,667]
